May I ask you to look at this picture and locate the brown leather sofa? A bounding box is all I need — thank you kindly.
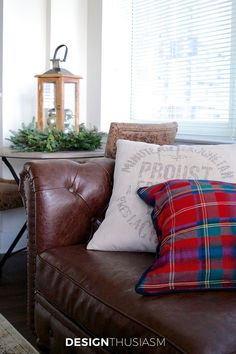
[20,158,236,354]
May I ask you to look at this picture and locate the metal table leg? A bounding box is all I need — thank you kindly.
[0,157,26,271]
[2,156,20,184]
[0,223,27,270]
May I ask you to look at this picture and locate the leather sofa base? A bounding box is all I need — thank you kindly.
[34,295,180,354]
[35,295,111,354]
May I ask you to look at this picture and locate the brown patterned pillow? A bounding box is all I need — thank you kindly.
[0,179,23,210]
[105,122,178,159]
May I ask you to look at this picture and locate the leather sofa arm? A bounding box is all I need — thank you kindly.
[20,158,114,330]
[20,158,115,255]
[20,158,114,331]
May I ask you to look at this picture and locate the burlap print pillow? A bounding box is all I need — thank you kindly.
[87,140,236,252]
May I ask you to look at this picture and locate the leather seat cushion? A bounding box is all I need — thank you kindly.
[36,244,236,354]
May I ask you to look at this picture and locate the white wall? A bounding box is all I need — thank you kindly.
[87,0,102,130]
[2,0,47,143]
[50,0,87,125]
[100,0,132,132]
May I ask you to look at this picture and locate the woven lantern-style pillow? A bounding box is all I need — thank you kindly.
[0,179,23,211]
[105,121,178,159]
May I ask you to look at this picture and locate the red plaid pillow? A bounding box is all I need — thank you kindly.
[136,179,236,295]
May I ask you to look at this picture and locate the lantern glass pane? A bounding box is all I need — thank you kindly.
[64,83,76,131]
[43,82,56,128]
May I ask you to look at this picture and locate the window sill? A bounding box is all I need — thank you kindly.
[175,135,235,145]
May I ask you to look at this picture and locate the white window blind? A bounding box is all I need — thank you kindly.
[101,0,236,140]
[101,0,132,132]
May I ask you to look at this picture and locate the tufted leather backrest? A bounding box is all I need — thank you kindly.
[20,158,115,255]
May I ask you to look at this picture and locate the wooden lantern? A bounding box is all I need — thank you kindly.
[35,45,82,132]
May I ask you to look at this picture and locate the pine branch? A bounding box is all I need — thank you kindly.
[6,121,103,152]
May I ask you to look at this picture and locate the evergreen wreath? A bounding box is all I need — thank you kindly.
[7,119,103,152]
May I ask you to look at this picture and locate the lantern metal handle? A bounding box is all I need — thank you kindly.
[52,44,68,62]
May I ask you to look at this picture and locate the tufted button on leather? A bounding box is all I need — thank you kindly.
[68,186,74,194]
